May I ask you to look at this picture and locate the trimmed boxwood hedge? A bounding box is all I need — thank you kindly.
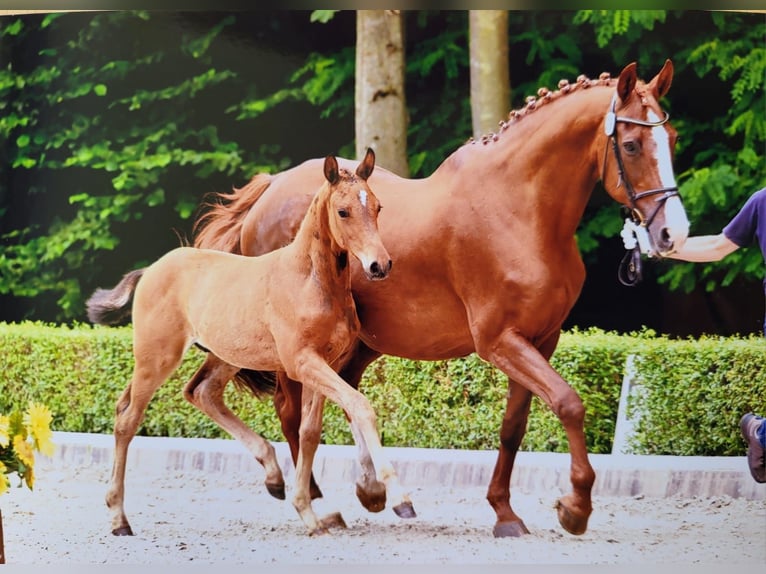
[0,322,761,455]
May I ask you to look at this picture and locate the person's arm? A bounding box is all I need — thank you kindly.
[669,233,740,262]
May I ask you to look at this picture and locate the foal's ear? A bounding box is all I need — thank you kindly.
[356,147,376,181]
[616,61,638,105]
[324,155,340,185]
[648,59,673,99]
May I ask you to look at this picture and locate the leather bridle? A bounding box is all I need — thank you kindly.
[602,93,680,286]
[603,93,680,228]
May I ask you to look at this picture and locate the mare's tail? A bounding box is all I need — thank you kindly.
[193,173,274,254]
[86,268,145,326]
[193,172,279,398]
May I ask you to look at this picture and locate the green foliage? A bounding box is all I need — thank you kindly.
[0,11,763,325]
[628,334,766,455]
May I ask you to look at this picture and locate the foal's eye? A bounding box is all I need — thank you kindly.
[338,209,349,218]
[623,141,640,155]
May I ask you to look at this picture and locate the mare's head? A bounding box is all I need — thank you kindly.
[601,59,689,257]
[323,148,392,280]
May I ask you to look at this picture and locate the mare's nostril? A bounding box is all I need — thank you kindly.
[370,261,381,276]
[386,259,392,272]
[660,227,672,250]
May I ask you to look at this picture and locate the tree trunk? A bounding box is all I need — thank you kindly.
[469,10,510,139]
[355,10,409,177]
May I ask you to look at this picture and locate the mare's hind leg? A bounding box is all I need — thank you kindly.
[487,380,533,538]
[184,354,285,499]
[107,351,185,536]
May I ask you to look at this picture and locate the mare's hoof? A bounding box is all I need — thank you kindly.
[392,501,417,519]
[355,480,386,513]
[555,497,590,535]
[320,511,347,530]
[266,482,286,500]
[493,520,530,538]
[112,525,134,536]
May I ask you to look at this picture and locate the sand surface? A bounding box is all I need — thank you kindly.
[1,460,764,565]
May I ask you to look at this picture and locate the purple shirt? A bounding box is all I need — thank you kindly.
[723,188,766,261]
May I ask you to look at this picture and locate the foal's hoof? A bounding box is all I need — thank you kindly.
[493,520,530,538]
[392,501,417,519]
[555,497,590,535]
[308,525,331,537]
[355,480,386,513]
[266,482,286,500]
[112,525,134,536]
[320,511,348,530]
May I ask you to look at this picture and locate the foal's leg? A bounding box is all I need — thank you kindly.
[292,386,347,535]
[273,372,323,500]
[293,354,415,519]
[106,348,185,536]
[184,354,285,499]
[477,330,594,536]
[336,343,387,513]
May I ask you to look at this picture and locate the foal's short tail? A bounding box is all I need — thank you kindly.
[86,268,145,326]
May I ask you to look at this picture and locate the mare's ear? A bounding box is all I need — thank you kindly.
[324,155,340,185]
[616,61,638,105]
[356,147,376,181]
[648,59,673,99]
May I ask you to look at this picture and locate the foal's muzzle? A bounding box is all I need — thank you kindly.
[367,259,392,280]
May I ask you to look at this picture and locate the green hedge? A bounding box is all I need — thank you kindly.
[629,335,766,456]
[0,322,761,455]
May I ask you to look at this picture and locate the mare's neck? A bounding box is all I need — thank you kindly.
[439,85,614,242]
[290,183,350,290]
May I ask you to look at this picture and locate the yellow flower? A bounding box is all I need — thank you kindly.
[24,402,54,457]
[0,471,8,496]
[23,465,34,490]
[13,434,34,468]
[0,415,9,448]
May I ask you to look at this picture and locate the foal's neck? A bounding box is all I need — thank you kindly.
[291,183,350,290]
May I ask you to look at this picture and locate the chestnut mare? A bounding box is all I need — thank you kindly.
[193,61,690,537]
[87,149,413,537]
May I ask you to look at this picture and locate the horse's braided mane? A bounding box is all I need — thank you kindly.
[468,71,617,146]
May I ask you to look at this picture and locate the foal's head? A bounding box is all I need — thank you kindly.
[323,148,392,281]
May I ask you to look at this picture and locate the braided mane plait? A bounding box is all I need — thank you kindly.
[468,71,617,146]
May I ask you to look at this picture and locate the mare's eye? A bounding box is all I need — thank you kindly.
[338,209,349,218]
[377,205,382,214]
[623,141,640,155]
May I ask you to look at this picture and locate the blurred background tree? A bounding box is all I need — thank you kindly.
[0,10,763,335]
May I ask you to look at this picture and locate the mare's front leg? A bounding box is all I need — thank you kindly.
[488,379,533,537]
[184,354,285,499]
[477,330,595,536]
[292,386,347,535]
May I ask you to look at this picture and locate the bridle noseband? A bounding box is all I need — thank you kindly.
[602,93,680,286]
